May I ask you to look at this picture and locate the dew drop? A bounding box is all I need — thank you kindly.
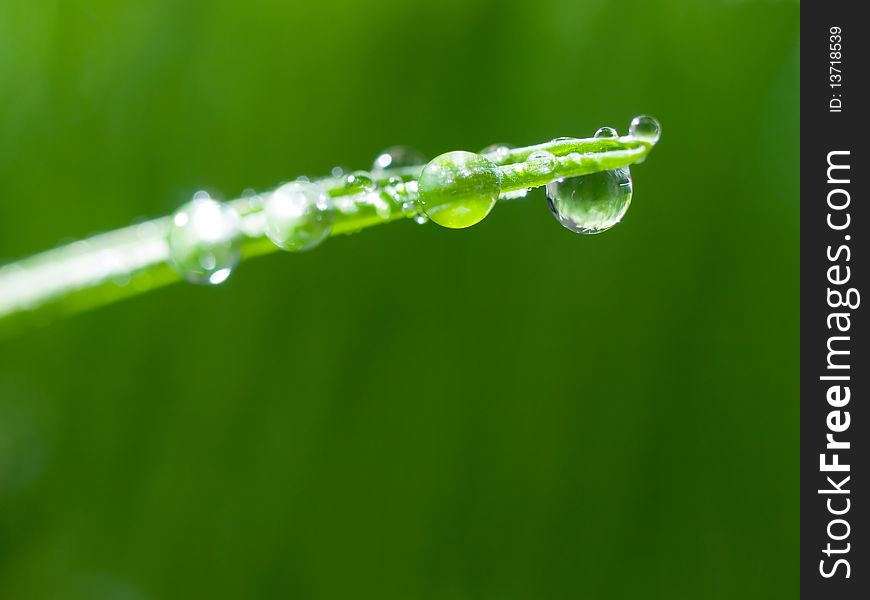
[414,214,429,225]
[594,127,618,138]
[264,182,334,252]
[418,151,501,229]
[545,168,633,235]
[344,171,376,194]
[628,115,661,143]
[167,195,242,284]
[551,136,578,142]
[525,150,556,176]
[373,146,426,171]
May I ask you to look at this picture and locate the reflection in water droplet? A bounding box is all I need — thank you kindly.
[373,146,426,171]
[594,127,618,138]
[344,172,376,194]
[628,115,661,143]
[526,150,556,176]
[418,151,501,229]
[167,195,241,284]
[264,182,334,252]
[545,168,633,235]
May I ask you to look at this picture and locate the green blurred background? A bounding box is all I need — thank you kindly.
[0,0,798,598]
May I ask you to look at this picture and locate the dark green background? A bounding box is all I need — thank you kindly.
[0,0,798,598]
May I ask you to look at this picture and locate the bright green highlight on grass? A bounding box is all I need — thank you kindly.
[0,116,660,329]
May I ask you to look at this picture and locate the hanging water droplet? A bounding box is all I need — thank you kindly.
[545,168,633,235]
[628,115,661,143]
[372,146,427,171]
[264,182,334,252]
[344,171,376,194]
[418,151,501,229]
[526,150,557,176]
[594,127,618,138]
[479,143,514,164]
[167,195,242,284]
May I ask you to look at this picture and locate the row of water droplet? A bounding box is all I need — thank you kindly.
[166,116,660,285]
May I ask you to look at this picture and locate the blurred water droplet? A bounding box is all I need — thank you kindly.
[545,168,633,234]
[373,146,426,171]
[167,195,241,284]
[501,189,529,200]
[414,214,429,225]
[479,143,515,164]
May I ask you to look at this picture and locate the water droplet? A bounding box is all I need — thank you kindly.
[526,150,556,176]
[594,127,618,138]
[545,168,633,235]
[330,166,345,178]
[344,171,376,194]
[264,182,334,252]
[418,151,501,229]
[167,195,242,284]
[372,146,426,171]
[414,214,429,225]
[480,143,514,164]
[628,115,661,143]
[551,136,578,142]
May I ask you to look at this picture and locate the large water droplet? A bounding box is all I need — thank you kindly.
[628,115,661,143]
[545,168,633,235]
[418,151,501,229]
[594,127,618,138]
[373,146,426,171]
[343,171,376,194]
[167,195,242,284]
[264,182,334,252]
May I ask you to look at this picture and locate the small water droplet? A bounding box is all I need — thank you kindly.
[545,168,633,235]
[331,166,345,178]
[167,195,242,284]
[414,214,429,225]
[344,171,376,194]
[418,151,501,229]
[480,143,515,164]
[628,115,661,143]
[373,146,426,171]
[264,182,334,252]
[594,127,618,138]
[551,136,578,142]
[526,150,556,176]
